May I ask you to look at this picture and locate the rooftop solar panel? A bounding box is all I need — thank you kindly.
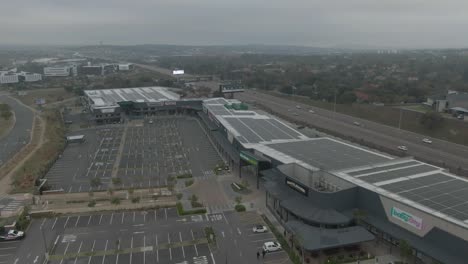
[347,161,420,176]
[268,139,390,170]
[358,165,438,183]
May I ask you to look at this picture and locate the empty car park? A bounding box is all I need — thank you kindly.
[43,116,222,193]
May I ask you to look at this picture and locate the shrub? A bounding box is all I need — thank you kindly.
[176,173,193,179]
[88,200,96,207]
[90,178,101,187]
[185,180,194,187]
[176,193,183,200]
[15,206,31,231]
[131,197,140,203]
[176,202,207,215]
[204,226,216,245]
[111,197,121,205]
[235,204,246,212]
[112,178,122,185]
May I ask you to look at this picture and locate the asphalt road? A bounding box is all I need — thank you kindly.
[0,95,33,166]
[237,90,468,174]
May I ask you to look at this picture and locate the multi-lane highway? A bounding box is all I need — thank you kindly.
[0,94,34,166]
[132,62,468,174]
[237,90,468,175]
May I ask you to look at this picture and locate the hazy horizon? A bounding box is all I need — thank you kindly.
[3,0,468,49]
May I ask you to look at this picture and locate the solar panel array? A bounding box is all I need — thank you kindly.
[224,117,303,143]
[268,138,390,170]
[347,162,468,222]
[86,87,178,106]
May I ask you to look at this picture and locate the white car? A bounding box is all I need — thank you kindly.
[353,121,361,126]
[296,105,301,109]
[252,225,268,233]
[308,109,315,113]
[293,113,299,116]
[422,138,432,144]
[0,230,24,241]
[263,241,282,253]
[397,145,408,151]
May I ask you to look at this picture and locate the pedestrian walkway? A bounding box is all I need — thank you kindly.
[207,203,233,213]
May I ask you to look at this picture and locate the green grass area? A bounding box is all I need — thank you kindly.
[13,109,66,192]
[401,104,431,113]
[234,204,246,212]
[267,92,468,146]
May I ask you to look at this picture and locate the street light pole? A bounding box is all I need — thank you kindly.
[398,108,403,130]
[333,90,337,113]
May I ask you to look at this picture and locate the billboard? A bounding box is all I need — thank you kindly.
[35,98,46,105]
[173,69,184,75]
[240,151,258,166]
[391,207,423,230]
[285,177,308,196]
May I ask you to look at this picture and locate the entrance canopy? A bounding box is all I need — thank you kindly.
[285,221,375,252]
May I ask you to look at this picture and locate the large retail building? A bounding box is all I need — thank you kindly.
[199,97,468,264]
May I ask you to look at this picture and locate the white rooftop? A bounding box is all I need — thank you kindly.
[85,87,180,109]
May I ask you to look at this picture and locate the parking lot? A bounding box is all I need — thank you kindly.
[9,208,290,264]
[44,116,222,192]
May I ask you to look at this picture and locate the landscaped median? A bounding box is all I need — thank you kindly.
[47,237,209,261]
[176,202,207,216]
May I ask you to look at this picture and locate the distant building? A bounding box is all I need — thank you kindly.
[0,73,19,84]
[19,72,42,82]
[44,66,71,77]
[118,64,134,71]
[80,63,116,76]
[426,91,468,114]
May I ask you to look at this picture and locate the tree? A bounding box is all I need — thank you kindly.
[420,111,443,130]
[338,91,357,104]
[399,239,413,262]
[90,178,101,188]
[280,85,293,95]
[235,196,243,205]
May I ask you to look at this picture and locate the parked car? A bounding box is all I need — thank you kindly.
[296,105,301,109]
[0,230,25,241]
[263,241,281,252]
[293,113,299,116]
[422,138,432,144]
[308,109,315,113]
[397,145,408,151]
[252,225,268,233]
[353,121,361,126]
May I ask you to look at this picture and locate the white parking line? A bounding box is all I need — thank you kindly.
[75,216,80,227]
[40,218,46,230]
[164,208,168,220]
[59,243,70,264]
[110,213,114,224]
[87,215,92,226]
[63,217,70,228]
[154,210,157,221]
[155,234,159,263]
[51,217,58,230]
[143,235,146,264]
[168,233,172,260]
[121,212,125,224]
[130,236,133,264]
[0,247,16,250]
[73,241,83,264]
[87,240,95,264]
[101,240,108,264]
[99,214,103,225]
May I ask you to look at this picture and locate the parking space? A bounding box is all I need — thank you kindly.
[44,219,212,264]
[44,116,222,193]
[41,208,180,232]
[0,240,22,264]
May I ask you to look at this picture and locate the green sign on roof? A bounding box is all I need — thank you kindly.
[240,151,258,166]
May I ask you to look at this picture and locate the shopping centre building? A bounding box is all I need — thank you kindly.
[200,97,468,264]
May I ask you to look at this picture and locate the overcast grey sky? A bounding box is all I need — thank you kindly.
[2,0,468,48]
